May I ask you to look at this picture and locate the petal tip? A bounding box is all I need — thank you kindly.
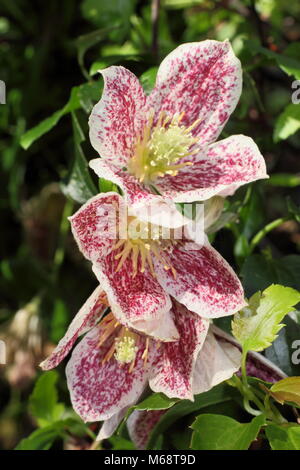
[39,359,49,371]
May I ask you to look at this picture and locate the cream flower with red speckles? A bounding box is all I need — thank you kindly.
[88,40,267,221]
[40,287,241,429]
[68,192,246,340]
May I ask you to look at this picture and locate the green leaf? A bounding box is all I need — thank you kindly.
[20,87,80,150]
[267,173,300,188]
[287,197,300,223]
[15,423,65,450]
[241,254,300,297]
[164,0,202,8]
[98,177,119,193]
[139,67,158,94]
[246,40,300,80]
[284,43,300,60]
[29,371,65,427]
[190,414,265,450]
[61,112,97,204]
[15,416,93,450]
[266,424,300,450]
[269,377,300,406]
[232,284,300,353]
[146,384,236,449]
[109,435,136,450]
[90,54,140,76]
[20,81,102,149]
[81,0,135,40]
[239,185,266,240]
[274,103,300,142]
[206,211,237,234]
[76,80,103,114]
[234,233,250,261]
[118,393,178,440]
[122,393,178,427]
[191,414,265,450]
[50,299,69,344]
[76,27,117,79]
[132,393,179,412]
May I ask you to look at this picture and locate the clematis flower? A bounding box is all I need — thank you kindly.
[68,191,246,339]
[40,287,241,434]
[88,40,267,219]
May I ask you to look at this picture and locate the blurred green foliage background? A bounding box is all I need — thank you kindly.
[1,0,300,450]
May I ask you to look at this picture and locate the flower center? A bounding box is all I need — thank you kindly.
[112,217,177,278]
[128,111,200,184]
[114,333,138,364]
[98,312,151,372]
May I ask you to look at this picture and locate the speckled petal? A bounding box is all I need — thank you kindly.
[149,40,242,146]
[212,325,286,383]
[149,302,209,399]
[66,325,149,422]
[193,330,241,394]
[89,159,190,228]
[40,286,106,370]
[154,240,246,318]
[89,66,146,166]
[155,135,268,202]
[96,408,128,441]
[69,192,177,341]
[127,409,166,450]
[69,192,124,264]
[92,256,176,342]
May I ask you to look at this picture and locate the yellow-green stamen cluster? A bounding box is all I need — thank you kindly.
[113,217,177,278]
[99,313,152,372]
[128,111,200,183]
[114,334,138,364]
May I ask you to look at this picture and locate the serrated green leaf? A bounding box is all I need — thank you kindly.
[274,103,300,142]
[266,424,300,450]
[29,371,65,427]
[232,284,300,353]
[269,377,300,406]
[190,414,265,450]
